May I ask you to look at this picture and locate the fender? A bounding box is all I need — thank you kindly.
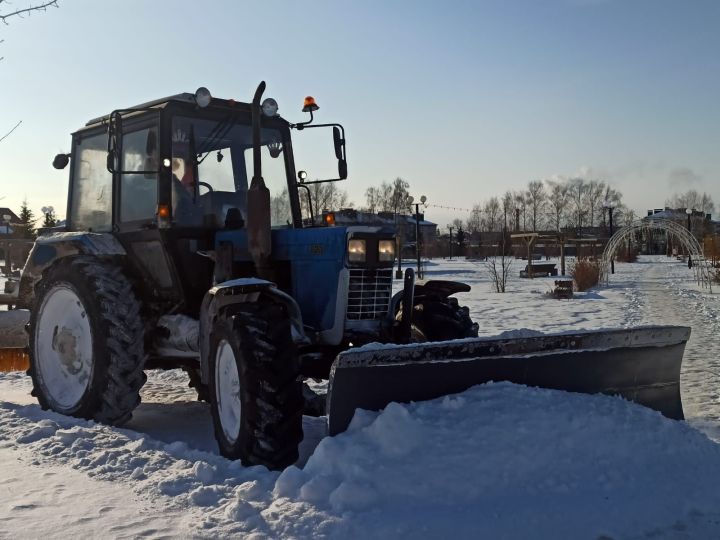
[388,279,472,320]
[199,278,308,384]
[17,232,126,308]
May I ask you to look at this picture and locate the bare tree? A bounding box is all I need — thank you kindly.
[465,204,482,246]
[1,0,58,25]
[485,234,512,293]
[0,120,21,142]
[1,1,59,141]
[666,190,715,215]
[483,197,501,232]
[623,208,636,227]
[566,178,587,233]
[501,191,513,230]
[388,177,411,215]
[271,187,292,225]
[364,186,381,213]
[546,180,568,232]
[585,179,606,228]
[300,181,352,218]
[526,180,546,231]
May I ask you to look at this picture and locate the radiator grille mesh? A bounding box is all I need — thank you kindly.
[346,268,393,320]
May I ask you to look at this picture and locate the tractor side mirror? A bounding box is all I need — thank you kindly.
[52,153,70,170]
[333,126,347,180]
[333,126,343,160]
[338,159,347,180]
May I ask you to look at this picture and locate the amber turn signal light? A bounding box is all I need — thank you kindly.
[324,212,335,226]
[302,96,319,113]
[157,205,171,219]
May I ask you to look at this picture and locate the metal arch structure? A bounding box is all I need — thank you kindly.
[600,217,713,291]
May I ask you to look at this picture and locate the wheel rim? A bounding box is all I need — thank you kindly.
[215,339,241,444]
[35,284,93,411]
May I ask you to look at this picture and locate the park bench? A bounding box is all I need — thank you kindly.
[519,263,558,278]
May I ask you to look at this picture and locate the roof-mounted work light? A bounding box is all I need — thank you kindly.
[194,87,212,108]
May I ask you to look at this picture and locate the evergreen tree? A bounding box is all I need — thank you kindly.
[41,206,57,228]
[18,199,36,239]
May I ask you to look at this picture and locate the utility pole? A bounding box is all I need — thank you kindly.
[686,208,693,269]
[608,206,614,274]
[448,226,454,260]
[603,201,615,274]
[414,197,427,279]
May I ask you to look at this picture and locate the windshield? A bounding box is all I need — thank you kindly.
[171,116,291,227]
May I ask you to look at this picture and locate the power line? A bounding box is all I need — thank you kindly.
[426,203,474,213]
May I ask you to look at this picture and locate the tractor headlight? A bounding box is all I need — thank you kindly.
[348,239,366,262]
[378,240,395,262]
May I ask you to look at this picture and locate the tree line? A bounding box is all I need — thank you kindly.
[458,178,630,237]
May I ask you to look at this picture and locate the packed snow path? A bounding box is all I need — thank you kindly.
[606,257,720,441]
[2,256,720,538]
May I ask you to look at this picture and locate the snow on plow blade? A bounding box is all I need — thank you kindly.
[327,325,690,435]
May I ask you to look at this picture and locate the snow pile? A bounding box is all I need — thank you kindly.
[261,383,720,539]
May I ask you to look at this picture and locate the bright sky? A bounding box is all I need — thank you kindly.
[1,0,718,228]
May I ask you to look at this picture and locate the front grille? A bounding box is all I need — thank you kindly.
[346,268,393,320]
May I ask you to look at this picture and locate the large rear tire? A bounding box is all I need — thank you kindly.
[28,258,146,424]
[209,299,303,470]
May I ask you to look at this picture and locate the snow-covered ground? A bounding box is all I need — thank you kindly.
[2,255,720,538]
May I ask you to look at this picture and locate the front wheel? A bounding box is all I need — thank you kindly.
[410,296,479,341]
[209,299,303,470]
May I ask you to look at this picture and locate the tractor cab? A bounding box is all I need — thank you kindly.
[53,85,354,315]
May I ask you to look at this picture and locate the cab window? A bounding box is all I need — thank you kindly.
[70,132,112,232]
[120,126,158,222]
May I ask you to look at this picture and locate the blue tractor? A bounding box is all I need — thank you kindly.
[17,83,478,469]
[13,83,689,470]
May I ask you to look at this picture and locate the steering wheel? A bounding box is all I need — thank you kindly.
[198,181,214,194]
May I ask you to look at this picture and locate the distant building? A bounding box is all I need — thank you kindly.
[329,209,438,247]
[0,208,21,235]
[643,207,717,254]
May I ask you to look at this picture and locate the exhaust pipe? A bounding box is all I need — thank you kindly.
[247,81,273,280]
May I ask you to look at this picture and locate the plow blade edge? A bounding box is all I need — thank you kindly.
[327,325,690,435]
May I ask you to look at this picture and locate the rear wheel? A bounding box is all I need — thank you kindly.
[28,258,146,424]
[209,299,303,470]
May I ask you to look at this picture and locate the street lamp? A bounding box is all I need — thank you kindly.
[686,208,693,269]
[407,195,427,279]
[603,200,615,274]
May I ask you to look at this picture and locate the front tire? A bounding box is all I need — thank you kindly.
[209,299,303,470]
[411,297,479,341]
[28,258,146,424]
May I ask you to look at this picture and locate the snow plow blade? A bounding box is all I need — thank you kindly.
[327,325,690,435]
